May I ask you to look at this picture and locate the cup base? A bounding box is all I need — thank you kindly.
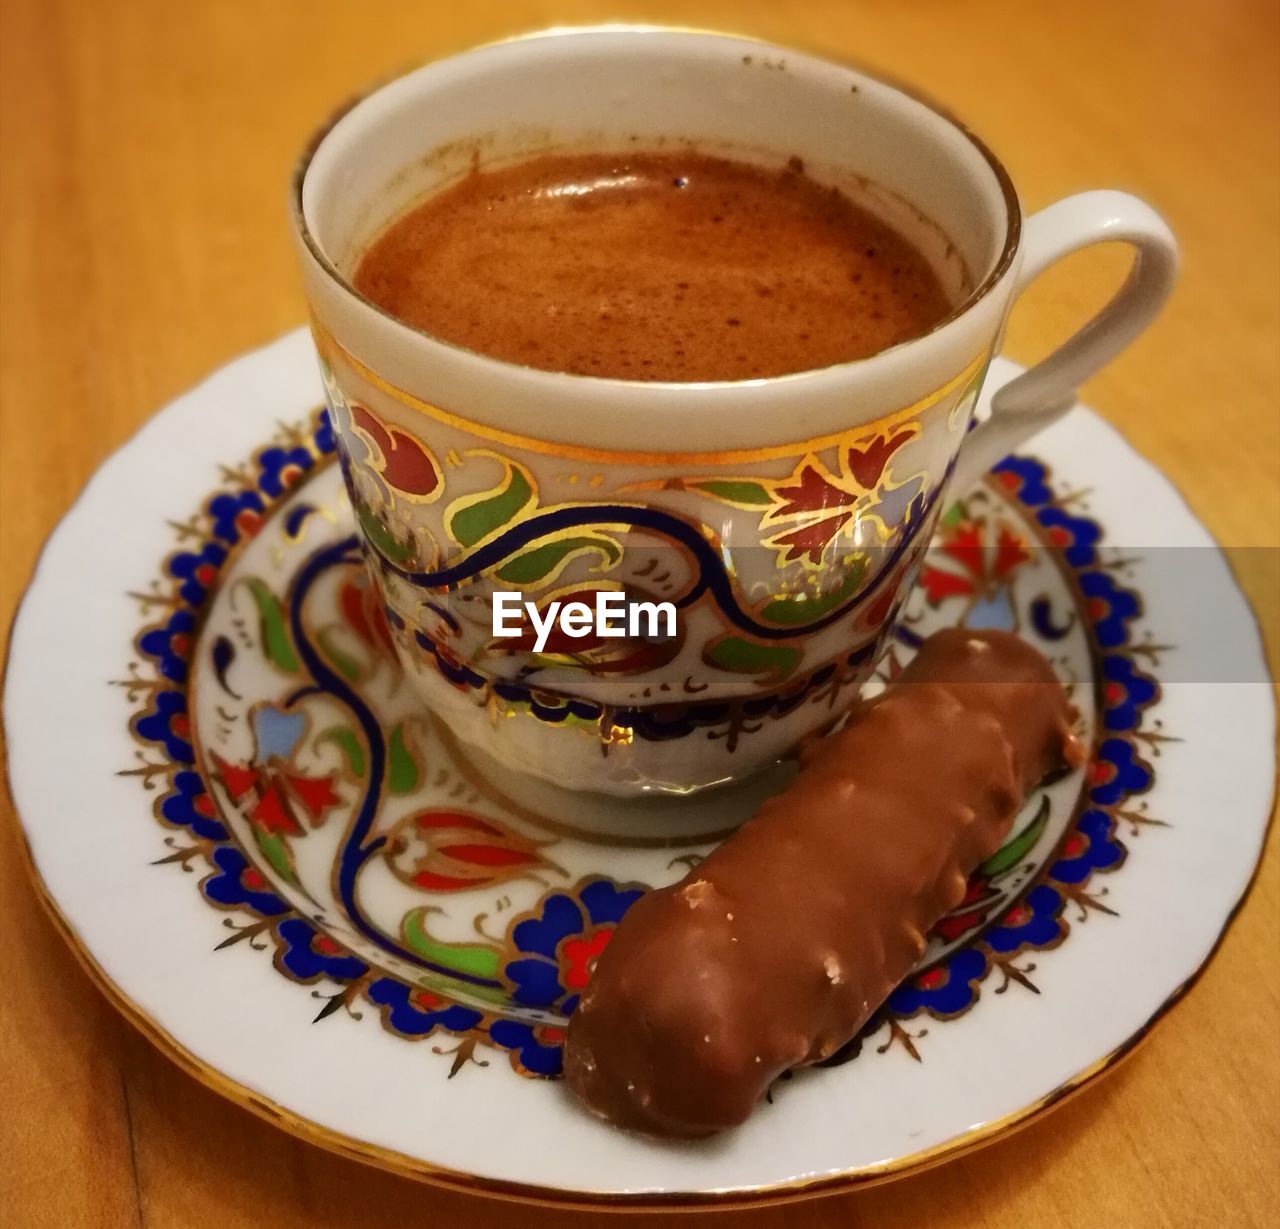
[436,719,799,843]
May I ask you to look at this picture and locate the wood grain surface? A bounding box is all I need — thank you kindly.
[1,1,1276,1225]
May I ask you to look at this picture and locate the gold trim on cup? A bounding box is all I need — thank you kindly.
[319,321,988,465]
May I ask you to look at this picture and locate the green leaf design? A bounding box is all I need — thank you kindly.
[760,558,866,627]
[316,726,365,778]
[355,500,415,564]
[689,479,772,507]
[980,795,1051,877]
[940,502,965,527]
[251,828,298,886]
[495,535,621,585]
[387,723,420,795]
[449,466,533,548]
[316,627,360,683]
[243,578,299,673]
[704,636,801,683]
[402,908,501,980]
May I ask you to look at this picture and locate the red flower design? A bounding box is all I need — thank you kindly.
[994,525,1030,577]
[1002,903,1032,928]
[931,876,1000,942]
[210,752,340,837]
[941,523,984,577]
[1089,759,1117,787]
[773,463,856,519]
[919,517,1031,605]
[915,966,948,991]
[770,512,853,565]
[1061,833,1089,858]
[387,810,556,893]
[561,928,614,990]
[920,567,976,603]
[348,403,440,498]
[846,428,915,489]
[339,575,395,655]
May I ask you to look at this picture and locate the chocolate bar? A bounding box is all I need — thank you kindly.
[563,628,1081,1137]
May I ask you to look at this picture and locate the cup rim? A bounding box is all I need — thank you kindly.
[290,24,1023,394]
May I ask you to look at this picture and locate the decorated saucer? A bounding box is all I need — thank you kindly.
[5,330,1273,1209]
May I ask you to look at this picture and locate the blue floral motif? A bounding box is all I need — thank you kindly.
[511,893,584,961]
[365,977,484,1035]
[963,588,1017,632]
[505,878,644,1014]
[488,1019,565,1077]
[202,845,289,915]
[993,456,1053,506]
[134,689,193,764]
[258,444,317,499]
[208,489,266,545]
[1036,505,1101,569]
[159,768,227,842]
[314,411,336,456]
[1049,809,1125,884]
[167,541,229,609]
[505,955,566,1011]
[251,704,307,763]
[579,878,642,926]
[1090,736,1152,806]
[982,883,1065,953]
[885,946,988,1017]
[138,609,198,685]
[1080,570,1141,650]
[275,917,369,982]
[1101,653,1158,733]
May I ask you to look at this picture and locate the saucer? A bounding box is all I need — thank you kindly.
[5,330,1273,1208]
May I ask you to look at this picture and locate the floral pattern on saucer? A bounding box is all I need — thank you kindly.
[122,410,1164,1080]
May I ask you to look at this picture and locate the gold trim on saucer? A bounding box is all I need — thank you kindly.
[4,440,1276,1207]
[2,438,1275,1209]
[4,816,1273,1213]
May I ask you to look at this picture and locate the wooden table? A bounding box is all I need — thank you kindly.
[2,1,1276,1224]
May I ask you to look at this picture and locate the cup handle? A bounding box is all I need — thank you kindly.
[950,190,1178,493]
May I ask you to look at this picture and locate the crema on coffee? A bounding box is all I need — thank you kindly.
[352,151,955,382]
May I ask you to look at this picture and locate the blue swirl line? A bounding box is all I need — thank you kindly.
[372,492,942,641]
[282,471,945,984]
[288,537,503,988]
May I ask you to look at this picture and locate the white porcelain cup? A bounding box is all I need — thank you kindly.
[291,27,1177,796]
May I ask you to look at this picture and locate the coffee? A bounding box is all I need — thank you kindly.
[352,151,955,382]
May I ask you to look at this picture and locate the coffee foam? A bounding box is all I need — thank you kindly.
[352,151,960,382]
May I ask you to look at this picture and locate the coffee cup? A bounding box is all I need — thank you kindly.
[291,26,1176,795]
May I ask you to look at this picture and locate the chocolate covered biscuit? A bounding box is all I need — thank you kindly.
[563,628,1081,1137]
